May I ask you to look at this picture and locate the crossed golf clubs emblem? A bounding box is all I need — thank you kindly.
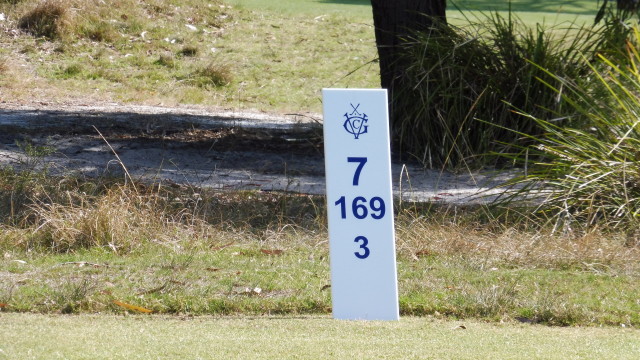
[343,103,368,139]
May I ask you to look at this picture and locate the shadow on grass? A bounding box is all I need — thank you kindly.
[0,108,325,194]
[317,0,597,15]
[453,0,596,15]
[316,0,370,6]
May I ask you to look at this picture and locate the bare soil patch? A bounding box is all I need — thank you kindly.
[0,102,510,203]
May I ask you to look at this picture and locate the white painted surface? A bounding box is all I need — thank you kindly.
[322,89,399,321]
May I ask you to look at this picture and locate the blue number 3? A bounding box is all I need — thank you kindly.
[354,236,370,259]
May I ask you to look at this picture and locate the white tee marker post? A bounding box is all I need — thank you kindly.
[322,88,399,321]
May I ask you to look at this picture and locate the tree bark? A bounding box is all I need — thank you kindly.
[370,0,446,107]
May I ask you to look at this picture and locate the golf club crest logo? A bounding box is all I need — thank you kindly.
[343,103,368,139]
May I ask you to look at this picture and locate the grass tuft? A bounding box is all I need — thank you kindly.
[55,63,82,78]
[77,20,118,42]
[18,0,71,40]
[191,62,233,88]
[24,185,178,253]
[179,45,199,57]
[154,54,176,68]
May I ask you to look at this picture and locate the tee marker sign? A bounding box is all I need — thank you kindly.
[322,88,399,321]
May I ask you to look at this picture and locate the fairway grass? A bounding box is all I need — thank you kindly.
[1,313,638,359]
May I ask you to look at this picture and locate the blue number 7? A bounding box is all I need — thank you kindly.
[347,157,367,186]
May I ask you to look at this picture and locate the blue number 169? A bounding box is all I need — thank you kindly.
[334,196,385,220]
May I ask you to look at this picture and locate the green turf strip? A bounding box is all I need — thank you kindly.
[1,314,638,359]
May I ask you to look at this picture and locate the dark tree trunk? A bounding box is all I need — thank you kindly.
[370,0,446,127]
[617,0,639,11]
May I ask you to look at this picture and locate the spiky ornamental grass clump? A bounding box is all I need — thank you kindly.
[393,11,631,169]
[497,26,640,233]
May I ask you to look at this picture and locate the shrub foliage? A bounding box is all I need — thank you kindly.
[393,12,631,168]
[497,25,640,232]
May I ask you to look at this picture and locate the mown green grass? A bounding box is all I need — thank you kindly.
[2,314,639,360]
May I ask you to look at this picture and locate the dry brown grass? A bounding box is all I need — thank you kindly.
[0,57,9,74]
[0,148,637,270]
[20,184,211,253]
[192,61,233,88]
[1,173,638,323]
[14,0,146,42]
[18,0,71,39]
[395,209,640,273]
[3,171,638,270]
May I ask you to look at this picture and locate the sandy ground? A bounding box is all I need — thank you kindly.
[0,102,514,204]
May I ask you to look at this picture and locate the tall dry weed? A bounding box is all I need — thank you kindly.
[395,210,640,273]
[24,185,201,253]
